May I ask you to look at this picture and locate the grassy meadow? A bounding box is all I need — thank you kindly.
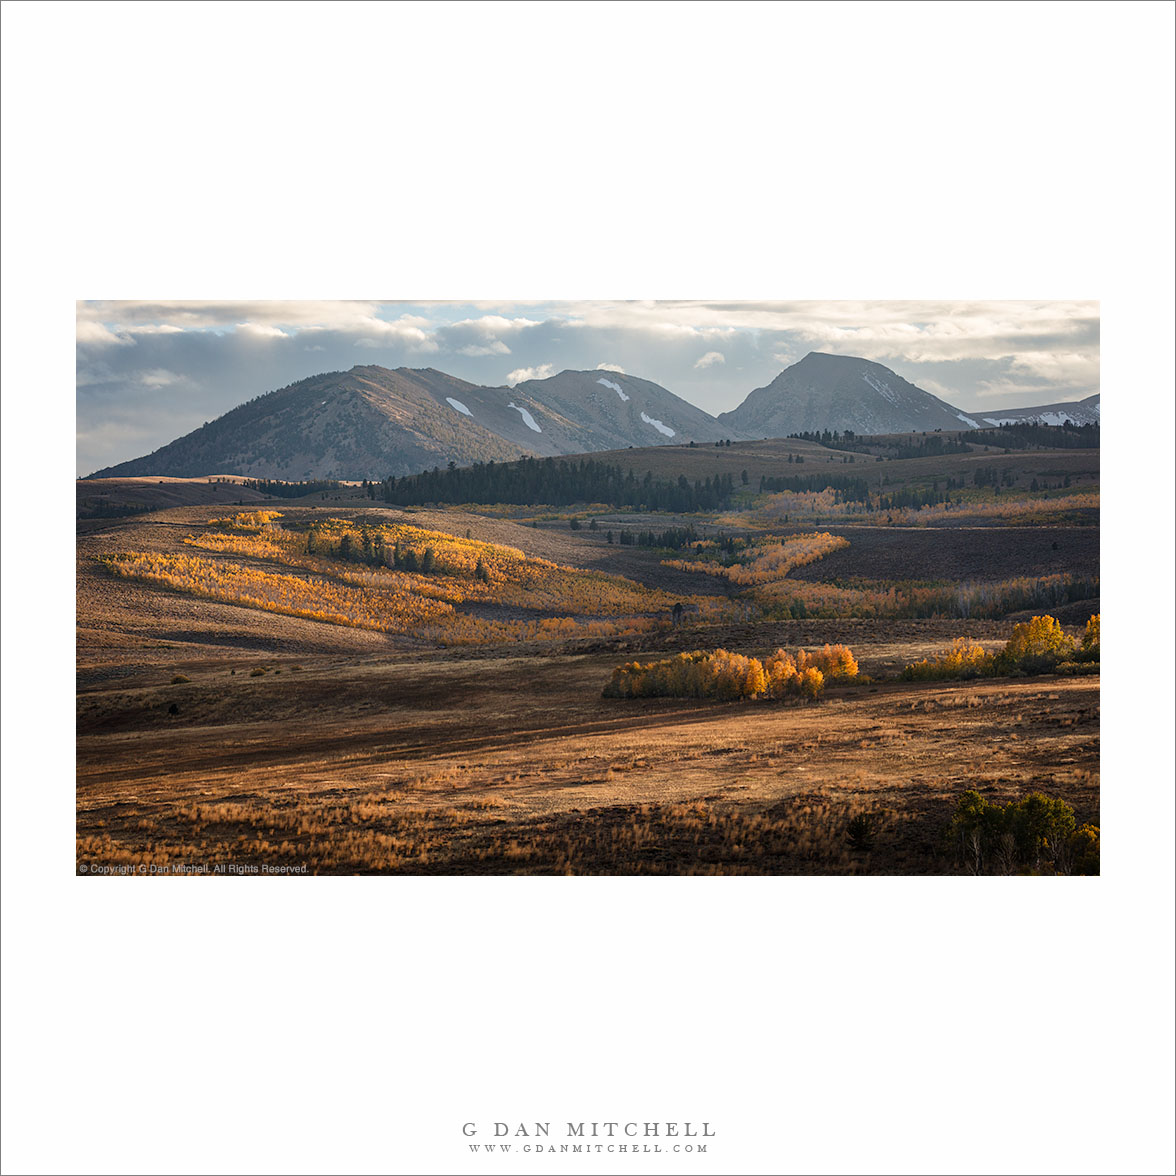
[77,432,1100,875]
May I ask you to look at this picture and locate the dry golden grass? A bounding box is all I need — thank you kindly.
[76,500,1099,876]
[77,647,1100,875]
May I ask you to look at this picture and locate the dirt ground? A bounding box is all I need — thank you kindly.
[76,504,1100,875]
[77,633,1099,876]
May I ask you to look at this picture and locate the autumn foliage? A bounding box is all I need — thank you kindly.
[663,531,848,585]
[602,643,857,702]
[209,510,284,531]
[902,615,1100,680]
[993,614,1072,673]
[103,515,735,648]
[901,638,995,681]
[1079,613,1100,659]
[663,527,1096,621]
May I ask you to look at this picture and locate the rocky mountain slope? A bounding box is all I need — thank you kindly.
[718,352,980,436]
[507,368,735,451]
[88,366,742,481]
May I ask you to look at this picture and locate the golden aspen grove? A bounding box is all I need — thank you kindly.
[602,643,858,701]
[102,512,736,647]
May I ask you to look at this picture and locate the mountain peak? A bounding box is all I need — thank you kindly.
[794,351,887,369]
[720,352,970,435]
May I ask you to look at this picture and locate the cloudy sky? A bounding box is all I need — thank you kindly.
[76,300,1099,475]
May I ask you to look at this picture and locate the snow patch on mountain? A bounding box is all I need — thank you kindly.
[445,397,473,417]
[863,372,898,404]
[641,412,675,437]
[597,377,630,402]
[956,412,979,427]
[507,402,542,433]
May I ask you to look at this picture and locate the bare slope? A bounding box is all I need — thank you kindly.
[88,366,742,481]
[719,352,979,436]
[87,367,527,481]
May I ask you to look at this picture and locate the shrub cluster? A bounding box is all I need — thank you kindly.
[209,510,284,531]
[901,637,994,681]
[602,644,857,702]
[947,790,1099,875]
[902,614,1099,680]
[663,531,849,585]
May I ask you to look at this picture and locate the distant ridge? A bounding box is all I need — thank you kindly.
[964,392,1100,428]
[87,354,1098,481]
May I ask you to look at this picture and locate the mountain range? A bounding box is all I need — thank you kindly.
[87,353,1099,481]
[959,392,1101,429]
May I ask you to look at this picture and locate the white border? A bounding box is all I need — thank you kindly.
[3,3,1174,1174]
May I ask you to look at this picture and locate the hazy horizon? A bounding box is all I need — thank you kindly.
[76,300,1100,476]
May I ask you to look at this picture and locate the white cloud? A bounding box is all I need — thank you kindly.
[236,322,289,339]
[351,318,439,351]
[438,314,540,358]
[970,379,1073,404]
[694,350,725,369]
[137,368,180,388]
[449,314,540,337]
[78,300,388,331]
[506,363,555,385]
[128,323,186,336]
[595,362,625,373]
[76,319,133,346]
[458,341,511,357]
[76,302,442,353]
[1008,350,1099,384]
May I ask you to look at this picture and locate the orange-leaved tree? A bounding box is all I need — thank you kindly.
[994,615,1073,673]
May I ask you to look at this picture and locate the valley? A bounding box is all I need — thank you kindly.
[77,430,1100,875]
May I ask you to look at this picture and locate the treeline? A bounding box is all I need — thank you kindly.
[761,573,1098,622]
[381,456,736,512]
[76,499,154,520]
[757,472,957,512]
[789,430,971,460]
[875,484,954,511]
[901,614,1099,680]
[971,465,1018,489]
[241,478,341,498]
[759,472,871,503]
[616,525,700,549]
[967,422,1099,450]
